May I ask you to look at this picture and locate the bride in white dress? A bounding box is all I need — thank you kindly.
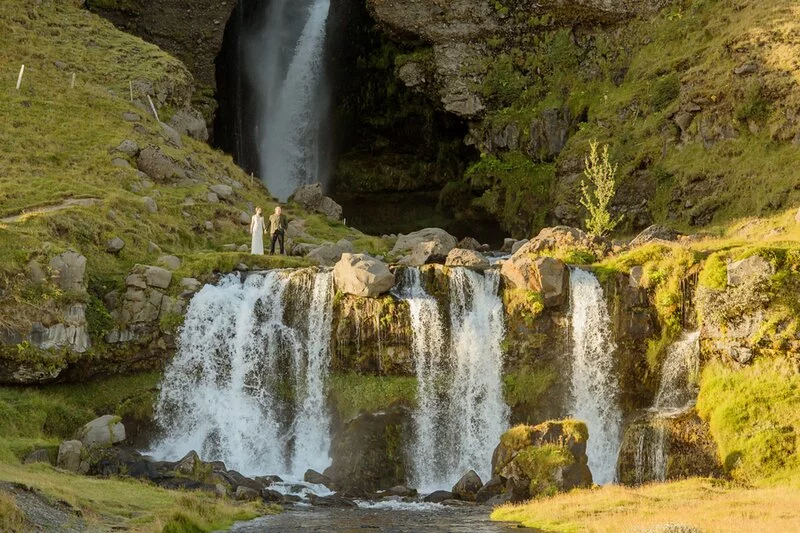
[250,207,266,255]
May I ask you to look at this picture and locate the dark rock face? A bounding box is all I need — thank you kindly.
[451,470,483,502]
[325,406,411,494]
[475,475,504,504]
[422,490,455,503]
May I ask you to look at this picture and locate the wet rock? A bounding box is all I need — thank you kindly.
[392,228,457,256]
[423,490,454,503]
[408,240,450,266]
[174,450,201,475]
[383,485,417,498]
[169,108,209,141]
[76,415,126,447]
[235,486,260,501]
[501,238,517,253]
[304,469,334,488]
[475,475,504,504]
[445,249,490,270]
[261,488,285,503]
[57,440,87,473]
[180,277,201,291]
[23,449,52,465]
[452,470,482,501]
[457,237,481,251]
[308,494,358,508]
[157,255,181,270]
[727,255,774,287]
[510,239,529,255]
[142,196,158,213]
[106,236,125,254]
[629,225,681,248]
[333,253,395,298]
[49,251,87,292]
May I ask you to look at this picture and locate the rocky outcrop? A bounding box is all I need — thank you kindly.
[325,406,411,495]
[57,440,88,474]
[76,415,126,447]
[290,183,344,221]
[333,254,395,298]
[501,253,568,308]
[451,470,483,502]
[491,420,592,502]
[392,228,458,262]
[445,248,490,270]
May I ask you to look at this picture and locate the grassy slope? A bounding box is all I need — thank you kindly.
[0,462,274,532]
[491,478,800,532]
[0,0,385,331]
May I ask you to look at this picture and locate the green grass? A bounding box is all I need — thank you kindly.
[0,462,273,532]
[696,358,800,486]
[0,491,26,532]
[0,372,161,462]
[328,374,417,422]
[503,366,556,409]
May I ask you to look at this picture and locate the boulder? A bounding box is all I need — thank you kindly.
[136,265,172,289]
[501,238,517,253]
[122,112,140,122]
[235,486,261,501]
[137,147,181,182]
[169,108,209,141]
[49,251,87,292]
[527,226,592,253]
[290,183,343,221]
[27,260,47,285]
[511,239,529,255]
[180,277,201,291]
[106,236,125,254]
[457,237,481,251]
[500,255,567,307]
[157,255,181,271]
[452,470,483,502]
[159,121,183,147]
[304,469,334,488]
[207,192,219,204]
[210,184,234,202]
[445,248,490,270]
[142,196,158,214]
[392,228,458,256]
[423,490,454,503]
[261,488,285,503]
[57,440,87,473]
[111,157,130,168]
[333,253,395,298]
[308,494,358,508]
[23,449,52,465]
[383,485,417,498]
[727,255,775,287]
[76,415,126,447]
[492,420,592,502]
[408,241,449,266]
[114,139,139,157]
[629,266,645,289]
[148,241,162,254]
[239,211,251,225]
[475,475,504,504]
[629,225,681,248]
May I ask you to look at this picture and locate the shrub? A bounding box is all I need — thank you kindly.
[580,140,622,237]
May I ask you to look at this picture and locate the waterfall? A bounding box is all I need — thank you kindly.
[568,268,622,485]
[631,421,668,484]
[152,269,334,477]
[245,0,331,201]
[653,331,700,412]
[396,268,508,492]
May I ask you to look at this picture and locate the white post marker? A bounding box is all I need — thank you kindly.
[129,80,133,102]
[70,73,76,89]
[147,94,160,122]
[16,65,25,90]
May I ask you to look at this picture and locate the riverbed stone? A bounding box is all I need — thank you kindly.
[423,490,455,503]
[304,469,334,489]
[445,248,490,270]
[392,228,458,256]
[76,415,126,447]
[309,494,358,508]
[475,475,505,504]
[452,470,483,501]
[333,253,395,298]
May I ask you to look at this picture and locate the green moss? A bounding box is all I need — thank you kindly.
[699,252,728,290]
[516,444,573,498]
[503,366,557,410]
[503,289,545,327]
[328,374,417,422]
[696,358,800,486]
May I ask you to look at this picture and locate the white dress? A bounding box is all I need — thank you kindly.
[251,215,265,255]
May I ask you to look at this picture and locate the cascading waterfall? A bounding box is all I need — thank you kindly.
[396,268,508,492]
[568,268,623,485]
[628,331,701,484]
[152,269,334,477]
[245,0,331,201]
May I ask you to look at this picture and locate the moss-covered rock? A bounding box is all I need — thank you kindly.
[492,419,592,502]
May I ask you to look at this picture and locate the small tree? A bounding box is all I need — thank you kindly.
[580,140,622,237]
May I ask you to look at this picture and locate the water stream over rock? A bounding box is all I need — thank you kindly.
[568,268,622,485]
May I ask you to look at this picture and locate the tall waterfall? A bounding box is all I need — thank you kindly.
[568,268,622,485]
[397,268,509,492]
[245,0,331,201]
[152,269,334,477]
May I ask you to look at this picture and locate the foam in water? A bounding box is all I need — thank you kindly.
[247,0,331,201]
[653,331,701,412]
[396,268,508,492]
[152,269,333,477]
[568,268,622,485]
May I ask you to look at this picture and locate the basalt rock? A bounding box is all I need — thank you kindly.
[333,253,395,298]
[445,248,490,270]
[452,470,483,502]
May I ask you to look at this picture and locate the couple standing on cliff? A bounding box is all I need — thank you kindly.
[250,206,288,255]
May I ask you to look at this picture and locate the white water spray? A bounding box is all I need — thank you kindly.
[397,268,508,491]
[568,268,622,485]
[653,331,700,412]
[246,0,331,201]
[152,269,334,477]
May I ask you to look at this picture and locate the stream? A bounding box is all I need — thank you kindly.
[227,505,523,532]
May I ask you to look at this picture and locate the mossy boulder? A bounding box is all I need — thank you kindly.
[491,419,592,502]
